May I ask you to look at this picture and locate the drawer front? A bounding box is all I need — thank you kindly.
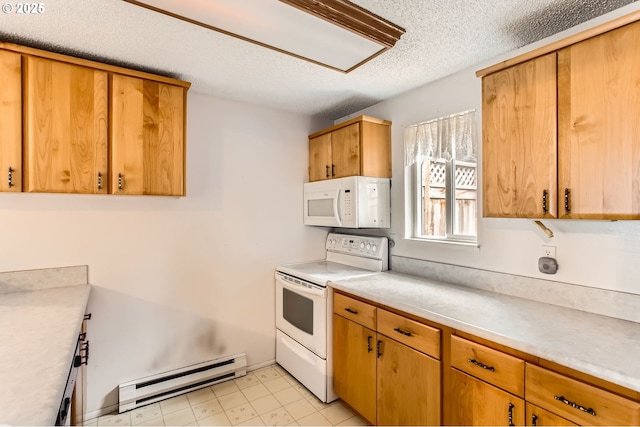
[526,364,640,426]
[377,309,440,359]
[451,335,525,397]
[526,402,577,426]
[333,293,376,329]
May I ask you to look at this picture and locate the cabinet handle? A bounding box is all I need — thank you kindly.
[564,188,571,214]
[8,167,14,188]
[97,172,103,190]
[393,327,412,337]
[367,336,373,353]
[118,173,123,190]
[531,414,538,426]
[376,339,383,358]
[554,395,596,416]
[325,165,329,178]
[508,403,515,427]
[468,358,495,372]
[344,308,358,315]
[542,189,548,215]
[331,164,335,177]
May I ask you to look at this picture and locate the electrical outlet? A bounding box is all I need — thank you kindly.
[541,245,556,258]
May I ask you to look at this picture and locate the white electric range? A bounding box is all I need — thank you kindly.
[275,233,388,402]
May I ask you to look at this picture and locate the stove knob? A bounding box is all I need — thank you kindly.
[372,244,377,252]
[366,243,371,250]
[360,242,365,249]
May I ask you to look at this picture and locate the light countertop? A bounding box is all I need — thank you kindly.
[329,271,640,393]
[0,284,91,425]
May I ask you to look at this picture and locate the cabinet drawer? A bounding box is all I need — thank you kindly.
[333,293,376,329]
[377,309,440,359]
[526,364,640,426]
[451,335,524,397]
[526,402,577,426]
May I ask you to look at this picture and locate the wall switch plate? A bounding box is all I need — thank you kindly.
[541,245,556,258]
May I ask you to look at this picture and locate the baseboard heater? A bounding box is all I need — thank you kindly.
[118,353,247,413]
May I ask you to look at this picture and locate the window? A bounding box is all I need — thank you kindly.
[404,110,477,242]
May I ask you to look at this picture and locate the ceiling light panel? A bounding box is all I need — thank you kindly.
[125,0,402,72]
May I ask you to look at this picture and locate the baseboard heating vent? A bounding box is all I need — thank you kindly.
[118,353,247,413]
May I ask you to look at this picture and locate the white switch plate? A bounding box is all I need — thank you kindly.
[541,245,556,258]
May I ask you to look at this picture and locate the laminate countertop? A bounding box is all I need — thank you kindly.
[329,271,640,393]
[0,284,91,425]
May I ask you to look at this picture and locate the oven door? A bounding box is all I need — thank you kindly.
[275,272,327,358]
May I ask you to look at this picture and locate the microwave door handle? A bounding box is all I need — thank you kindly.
[334,188,342,227]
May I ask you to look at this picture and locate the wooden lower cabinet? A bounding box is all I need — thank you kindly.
[448,368,524,426]
[377,336,440,426]
[333,313,377,424]
[526,403,577,426]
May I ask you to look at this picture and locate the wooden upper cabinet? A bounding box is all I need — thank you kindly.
[110,74,185,196]
[0,50,22,192]
[482,53,557,218]
[308,116,391,182]
[24,57,108,193]
[557,20,640,219]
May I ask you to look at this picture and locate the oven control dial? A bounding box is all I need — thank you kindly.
[372,244,377,252]
[360,242,365,249]
[366,243,371,250]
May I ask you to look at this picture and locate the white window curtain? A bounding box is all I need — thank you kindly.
[404,110,477,166]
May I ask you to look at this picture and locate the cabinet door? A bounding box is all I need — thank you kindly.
[331,123,360,178]
[0,50,22,192]
[24,57,108,193]
[377,337,441,426]
[333,313,376,424]
[308,133,331,182]
[111,74,185,196]
[448,368,524,426]
[558,21,640,219]
[482,53,557,218]
[526,403,577,426]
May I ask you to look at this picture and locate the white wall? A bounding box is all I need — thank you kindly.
[340,3,640,296]
[0,92,331,415]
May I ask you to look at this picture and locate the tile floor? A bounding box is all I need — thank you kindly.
[84,364,368,426]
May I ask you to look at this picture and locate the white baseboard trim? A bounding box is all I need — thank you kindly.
[247,359,276,372]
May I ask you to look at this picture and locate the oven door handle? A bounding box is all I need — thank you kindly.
[276,274,326,297]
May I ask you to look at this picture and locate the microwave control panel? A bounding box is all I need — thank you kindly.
[342,189,352,221]
[326,233,387,258]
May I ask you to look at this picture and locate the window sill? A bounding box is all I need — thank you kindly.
[401,237,480,249]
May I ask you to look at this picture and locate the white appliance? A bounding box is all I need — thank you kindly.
[275,233,388,402]
[303,176,391,228]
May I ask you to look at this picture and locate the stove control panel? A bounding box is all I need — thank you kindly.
[326,233,387,258]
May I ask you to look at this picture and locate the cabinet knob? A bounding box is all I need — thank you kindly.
[97,172,102,190]
[118,173,124,190]
[531,414,538,426]
[554,395,596,416]
[564,188,571,214]
[325,165,329,178]
[542,189,548,215]
[508,403,515,427]
[367,336,373,353]
[331,164,335,177]
[376,339,383,358]
[8,167,14,188]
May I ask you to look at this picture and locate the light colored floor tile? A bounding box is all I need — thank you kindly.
[225,402,259,425]
[272,364,289,377]
[283,375,300,386]
[263,377,291,393]
[284,399,316,420]
[336,415,368,426]
[162,407,196,426]
[130,403,162,425]
[254,367,281,383]
[160,395,191,415]
[273,387,304,406]
[218,390,249,410]
[237,416,265,426]
[241,383,271,401]
[212,380,241,398]
[186,387,216,405]
[250,395,282,415]
[191,398,224,420]
[197,412,231,426]
[136,416,164,426]
[260,407,295,426]
[285,422,299,426]
[291,383,313,399]
[305,395,335,411]
[320,402,354,425]
[297,411,332,426]
[98,412,131,426]
[234,373,261,390]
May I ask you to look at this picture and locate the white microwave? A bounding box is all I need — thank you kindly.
[303,176,390,228]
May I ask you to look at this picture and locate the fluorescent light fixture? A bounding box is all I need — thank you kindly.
[123,0,405,72]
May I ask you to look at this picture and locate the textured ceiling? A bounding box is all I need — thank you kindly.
[0,0,637,120]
